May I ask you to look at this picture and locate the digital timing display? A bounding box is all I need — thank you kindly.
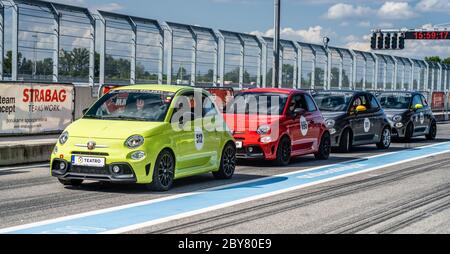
[404,31,449,40]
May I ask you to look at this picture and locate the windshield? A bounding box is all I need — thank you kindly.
[313,93,353,111]
[84,90,174,122]
[377,94,411,109]
[226,92,288,115]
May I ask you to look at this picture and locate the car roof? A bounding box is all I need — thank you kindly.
[313,89,369,95]
[375,90,421,95]
[113,84,202,94]
[240,88,304,95]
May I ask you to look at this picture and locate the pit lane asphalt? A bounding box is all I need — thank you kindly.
[1,123,450,234]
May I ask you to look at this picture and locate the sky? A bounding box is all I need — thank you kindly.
[52,0,450,59]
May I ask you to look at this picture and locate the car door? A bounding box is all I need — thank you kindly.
[411,94,426,133]
[286,94,303,153]
[304,93,321,151]
[287,93,314,154]
[367,94,384,143]
[348,94,373,144]
[200,94,221,167]
[171,91,210,171]
[421,94,433,132]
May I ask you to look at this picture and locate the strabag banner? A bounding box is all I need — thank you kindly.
[0,82,74,135]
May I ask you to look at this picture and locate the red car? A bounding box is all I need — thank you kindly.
[224,88,331,165]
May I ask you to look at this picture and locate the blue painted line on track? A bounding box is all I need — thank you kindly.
[3,142,450,234]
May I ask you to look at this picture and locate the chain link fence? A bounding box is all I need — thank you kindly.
[0,0,449,97]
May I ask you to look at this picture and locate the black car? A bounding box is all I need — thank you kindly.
[312,90,391,152]
[376,91,437,142]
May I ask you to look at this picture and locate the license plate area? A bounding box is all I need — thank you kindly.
[71,155,105,168]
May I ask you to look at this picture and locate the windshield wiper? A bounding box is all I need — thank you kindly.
[83,115,104,119]
[102,116,149,121]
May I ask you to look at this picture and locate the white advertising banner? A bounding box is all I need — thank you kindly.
[0,83,74,135]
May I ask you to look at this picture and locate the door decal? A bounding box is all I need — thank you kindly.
[195,127,204,151]
[300,116,308,136]
[364,118,371,133]
[419,112,425,124]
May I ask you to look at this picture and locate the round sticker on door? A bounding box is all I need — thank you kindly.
[194,127,204,151]
[300,116,308,136]
[364,118,371,133]
[419,112,425,124]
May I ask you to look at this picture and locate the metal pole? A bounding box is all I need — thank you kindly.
[33,34,37,79]
[11,2,18,81]
[128,17,137,85]
[273,0,280,88]
[99,18,106,86]
[0,5,4,81]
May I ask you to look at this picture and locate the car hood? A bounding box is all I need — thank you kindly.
[65,119,168,139]
[223,114,282,132]
[383,109,408,118]
[321,111,346,121]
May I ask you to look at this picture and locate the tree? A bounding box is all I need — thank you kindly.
[425,56,441,63]
[443,58,450,65]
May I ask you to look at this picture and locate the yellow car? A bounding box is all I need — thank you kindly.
[51,85,236,191]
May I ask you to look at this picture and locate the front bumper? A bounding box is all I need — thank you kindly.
[235,137,278,160]
[389,121,407,138]
[51,159,138,183]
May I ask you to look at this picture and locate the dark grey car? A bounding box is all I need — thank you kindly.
[312,90,391,152]
[376,91,437,142]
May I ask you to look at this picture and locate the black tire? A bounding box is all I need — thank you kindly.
[338,128,352,153]
[58,179,83,186]
[377,127,391,149]
[146,149,175,191]
[274,136,291,166]
[426,121,437,140]
[315,132,331,160]
[213,142,236,179]
[402,122,414,142]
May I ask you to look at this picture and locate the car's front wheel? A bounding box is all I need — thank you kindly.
[213,142,236,179]
[147,149,175,191]
[274,136,291,166]
[426,121,437,140]
[58,179,83,186]
[377,127,391,149]
[403,122,414,142]
[315,132,331,160]
[338,128,352,153]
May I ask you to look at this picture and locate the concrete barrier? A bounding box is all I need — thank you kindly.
[0,135,57,166]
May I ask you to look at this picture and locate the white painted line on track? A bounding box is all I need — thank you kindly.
[0,163,49,172]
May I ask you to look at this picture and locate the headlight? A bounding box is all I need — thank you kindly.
[393,115,402,122]
[325,119,335,128]
[125,135,144,149]
[257,125,271,135]
[260,136,272,144]
[58,131,69,145]
[131,151,146,160]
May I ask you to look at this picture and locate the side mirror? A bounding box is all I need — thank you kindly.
[179,112,195,126]
[82,108,89,115]
[355,105,367,113]
[414,104,424,110]
[293,108,306,117]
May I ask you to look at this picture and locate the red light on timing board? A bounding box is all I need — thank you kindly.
[404,31,449,40]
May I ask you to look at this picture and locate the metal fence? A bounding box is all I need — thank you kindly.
[1,0,449,94]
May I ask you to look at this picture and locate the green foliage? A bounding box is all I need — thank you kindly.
[425,56,442,63]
